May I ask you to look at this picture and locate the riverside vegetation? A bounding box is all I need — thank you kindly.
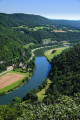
[0,13,80,119]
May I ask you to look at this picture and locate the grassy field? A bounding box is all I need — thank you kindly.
[35,26,47,29]
[37,79,52,102]
[34,46,57,56]
[33,26,50,31]
[44,46,69,61]
[0,74,26,94]
[0,68,32,95]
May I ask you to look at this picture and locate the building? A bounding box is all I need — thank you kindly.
[7,66,13,70]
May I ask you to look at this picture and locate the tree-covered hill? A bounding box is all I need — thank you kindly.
[0,26,31,61]
[47,44,80,96]
[0,13,54,27]
[0,13,80,29]
[51,19,80,28]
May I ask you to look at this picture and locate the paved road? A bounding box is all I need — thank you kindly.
[0,69,13,76]
[30,45,56,60]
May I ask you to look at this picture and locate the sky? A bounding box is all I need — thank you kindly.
[0,0,80,20]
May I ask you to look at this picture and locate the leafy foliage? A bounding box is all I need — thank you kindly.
[0,104,22,120]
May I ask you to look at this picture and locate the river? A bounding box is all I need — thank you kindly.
[0,56,51,105]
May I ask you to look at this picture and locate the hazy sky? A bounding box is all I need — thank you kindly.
[0,0,80,20]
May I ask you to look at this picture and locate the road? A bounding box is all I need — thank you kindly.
[30,45,56,60]
[0,69,13,76]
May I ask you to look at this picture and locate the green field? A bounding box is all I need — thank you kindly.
[37,79,52,102]
[0,68,32,95]
[33,26,50,31]
[34,46,57,56]
[0,75,27,94]
[44,46,69,61]
[35,26,47,29]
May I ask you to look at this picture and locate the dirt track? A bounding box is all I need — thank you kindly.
[0,73,25,89]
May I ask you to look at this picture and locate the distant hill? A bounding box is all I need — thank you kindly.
[51,19,80,28]
[0,13,80,29]
[0,13,53,27]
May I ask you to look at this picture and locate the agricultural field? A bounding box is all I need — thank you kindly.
[0,73,25,89]
[53,30,66,32]
[44,46,69,61]
[0,67,32,94]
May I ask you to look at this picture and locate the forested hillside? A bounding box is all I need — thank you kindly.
[45,44,80,99]
[0,25,31,72]
[1,13,80,28]
[0,13,54,27]
[51,19,80,28]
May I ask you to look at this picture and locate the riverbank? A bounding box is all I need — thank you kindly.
[0,63,35,96]
[35,46,70,102]
[44,46,69,62]
[37,79,52,102]
[0,45,51,95]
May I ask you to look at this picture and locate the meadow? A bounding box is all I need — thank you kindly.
[44,46,69,61]
[37,79,52,102]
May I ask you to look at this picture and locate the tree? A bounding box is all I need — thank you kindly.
[12,97,21,104]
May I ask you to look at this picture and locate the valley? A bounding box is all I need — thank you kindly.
[0,13,80,120]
